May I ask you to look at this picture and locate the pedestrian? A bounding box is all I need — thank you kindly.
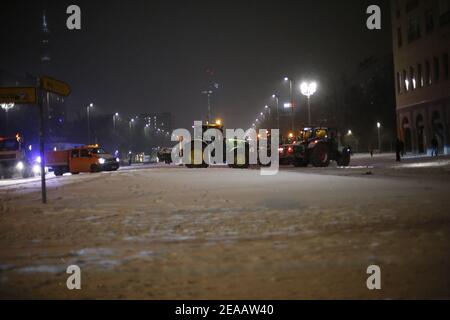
[395,138,402,162]
[431,137,439,157]
[400,140,405,157]
[369,145,374,158]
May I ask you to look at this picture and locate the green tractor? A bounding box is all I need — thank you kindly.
[278,127,351,168]
[185,122,250,169]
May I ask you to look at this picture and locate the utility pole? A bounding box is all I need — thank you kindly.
[202,90,213,124]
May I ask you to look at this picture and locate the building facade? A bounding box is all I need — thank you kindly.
[141,112,172,133]
[392,0,450,154]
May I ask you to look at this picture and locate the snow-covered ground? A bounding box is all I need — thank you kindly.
[0,154,450,299]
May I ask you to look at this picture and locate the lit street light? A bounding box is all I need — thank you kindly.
[272,94,280,129]
[300,82,317,126]
[284,77,295,132]
[1,103,14,135]
[377,122,382,153]
[113,113,119,131]
[129,118,135,150]
[201,90,213,124]
[86,103,94,144]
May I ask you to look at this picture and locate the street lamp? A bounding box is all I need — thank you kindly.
[201,90,213,124]
[377,122,381,153]
[113,113,119,130]
[86,103,94,144]
[271,94,280,129]
[1,103,14,135]
[129,118,135,149]
[284,77,295,132]
[300,82,317,126]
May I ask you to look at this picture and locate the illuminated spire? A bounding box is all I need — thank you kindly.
[42,10,49,32]
[41,9,51,63]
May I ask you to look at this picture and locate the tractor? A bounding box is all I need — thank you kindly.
[279,127,351,167]
[184,122,250,169]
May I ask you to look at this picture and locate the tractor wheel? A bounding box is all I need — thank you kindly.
[310,143,330,167]
[22,168,32,179]
[186,145,209,168]
[3,170,13,179]
[54,167,64,176]
[294,158,308,167]
[231,152,249,169]
[337,151,351,167]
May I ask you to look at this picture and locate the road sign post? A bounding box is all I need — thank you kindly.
[38,76,71,204]
[0,78,70,204]
[38,90,47,204]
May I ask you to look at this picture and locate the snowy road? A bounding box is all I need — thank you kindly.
[0,155,450,299]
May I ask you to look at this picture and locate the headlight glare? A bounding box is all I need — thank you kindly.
[16,161,24,171]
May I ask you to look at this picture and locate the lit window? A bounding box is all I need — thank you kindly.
[434,57,440,81]
[444,53,449,79]
[425,60,432,85]
[410,66,416,89]
[417,64,423,87]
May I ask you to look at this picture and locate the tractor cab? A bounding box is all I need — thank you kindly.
[299,127,336,142]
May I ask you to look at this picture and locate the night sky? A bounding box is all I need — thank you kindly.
[1,0,392,129]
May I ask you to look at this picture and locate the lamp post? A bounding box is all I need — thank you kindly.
[86,103,94,144]
[201,90,213,124]
[284,77,295,132]
[113,113,119,131]
[300,82,317,126]
[377,122,382,153]
[1,103,14,135]
[272,94,280,129]
[129,118,135,150]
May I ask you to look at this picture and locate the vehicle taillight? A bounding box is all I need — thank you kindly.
[278,147,284,153]
[288,147,293,153]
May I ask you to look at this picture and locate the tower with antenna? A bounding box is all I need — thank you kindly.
[39,6,67,142]
[40,9,51,72]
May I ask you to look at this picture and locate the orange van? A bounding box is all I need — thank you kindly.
[46,145,119,176]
